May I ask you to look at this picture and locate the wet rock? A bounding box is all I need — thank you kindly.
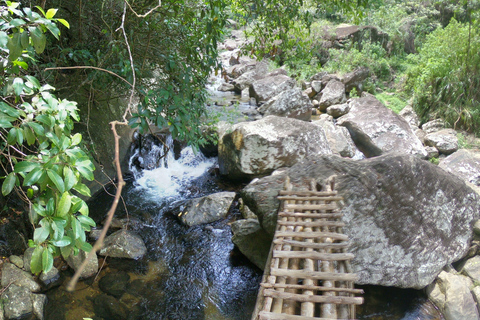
[2,284,33,320]
[218,115,332,180]
[66,249,99,279]
[342,67,370,93]
[23,247,34,273]
[249,74,296,104]
[32,293,47,320]
[241,153,480,288]
[399,103,420,129]
[99,271,130,298]
[1,262,41,292]
[258,88,312,121]
[9,255,23,269]
[99,230,147,259]
[93,293,128,320]
[39,266,61,289]
[427,271,478,320]
[232,70,256,93]
[337,95,427,158]
[173,191,236,227]
[318,79,346,111]
[422,119,446,134]
[239,198,257,219]
[424,129,458,155]
[326,102,350,118]
[231,219,271,270]
[439,149,480,188]
[313,118,356,158]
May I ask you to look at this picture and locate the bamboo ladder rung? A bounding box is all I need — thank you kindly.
[260,283,364,294]
[259,311,355,320]
[272,251,354,261]
[277,220,346,228]
[273,239,349,250]
[275,231,349,241]
[283,204,339,211]
[277,195,343,201]
[263,289,364,305]
[278,212,343,219]
[270,268,358,282]
[278,190,339,197]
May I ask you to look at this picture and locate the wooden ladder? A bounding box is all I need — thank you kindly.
[251,176,363,320]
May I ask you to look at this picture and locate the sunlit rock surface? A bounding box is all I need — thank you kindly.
[241,153,480,288]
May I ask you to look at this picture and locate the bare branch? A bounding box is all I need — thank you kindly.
[44,66,133,88]
[124,0,162,18]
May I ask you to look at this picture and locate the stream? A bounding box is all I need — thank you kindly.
[42,77,444,320]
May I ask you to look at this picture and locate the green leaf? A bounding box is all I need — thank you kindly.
[24,126,35,145]
[14,161,40,173]
[76,166,94,181]
[57,192,71,217]
[33,203,46,217]
[63,167,77,191]
[29,26,46,54]
[72,217,84,240]
[71,133,82,146]
[23,167,43,186]
[30,246,44,275]
[16,127,24,145]
[20,30,29,49]
[7,32,23,61]
[12,78,24,96]
[60,245,73,259]
[35,6,47,17]
[33,226,49,244]
[45,22,60,40]
[45,8,58,19]
[0,31,8,47]
[77,215,96,227]
[25,75,41,90]
[7,127,17,144]
[0,102,20,118]
[2,172,16,196]
[42,248,53,273]
[35,115,52,127]
[79,241,92,253]
[10,18,26,27]
[73,183,91,197]
[52,236,71,247]
[28,122,45,135]
[56,19,70,29]
[47,169,65,193]
[46,197,55,216]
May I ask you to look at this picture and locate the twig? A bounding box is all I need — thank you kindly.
[44,66,133,88]
[66,120,128,292]
[124,0,162,18]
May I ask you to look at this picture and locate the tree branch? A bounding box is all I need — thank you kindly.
[44,66,133,88]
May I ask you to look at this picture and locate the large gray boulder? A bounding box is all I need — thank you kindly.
[424,129,459,155]
[313,118,357,158]
[318,79,346,111]
[1,262,41,292]
[232,70,256,93]
[1,284,33,319]
[231,219,272,270]
[249,75,296,104]
[258,88,312,121]
[337,95,427,158]
[427,271,479,320]
[399,103,420,129]
[99,230,147,259]
[172,191,236,226]
[218,115,332,180]
[241,153,480,288]
[440,149,480,188]
[342,67,370,93]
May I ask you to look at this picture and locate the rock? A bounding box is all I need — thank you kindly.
[422,119,446,134]
[9,255,23,269]
[304,87,315,99]
[313,119,356,158]
[426,146,439,159]
[474,220,480,235]
[99,230,147,259]
[318,80,346,111]
[311,80,322,94]
[310,71,328,81]
[258,88,312,121]
[173,192,236,227]
[217,82,235,92]
[342,67,370,93]
[461,255,480,282]
[1,262,41,292]
[239,198,257,219]
[227,62,256,79]
[39,266,61,289]
[66,249,99,279]
[399,103,420,129]
[99,271,130,298]
[231,219,272,270]
[32,293,47,320]
[1,284,33,320]
[218,115,332,180]
[241,153,480,288]
[232,70,256,93]
[337,96,427,158]
[326,103,350,118]
[224,39,237,51]
[427,271,478,320]
[415,128,426,143]
[439,149,480,187]
[424,129,459,155]
[23,247,34,273]
[93,293,128,320]
[249,75,296,104]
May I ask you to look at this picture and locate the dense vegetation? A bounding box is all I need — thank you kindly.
[1,0,479,273]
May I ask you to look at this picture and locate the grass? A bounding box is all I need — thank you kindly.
[375,92,408,114]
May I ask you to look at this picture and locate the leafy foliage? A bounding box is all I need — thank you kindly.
[0,1,94,274]
[406,18,480,131]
